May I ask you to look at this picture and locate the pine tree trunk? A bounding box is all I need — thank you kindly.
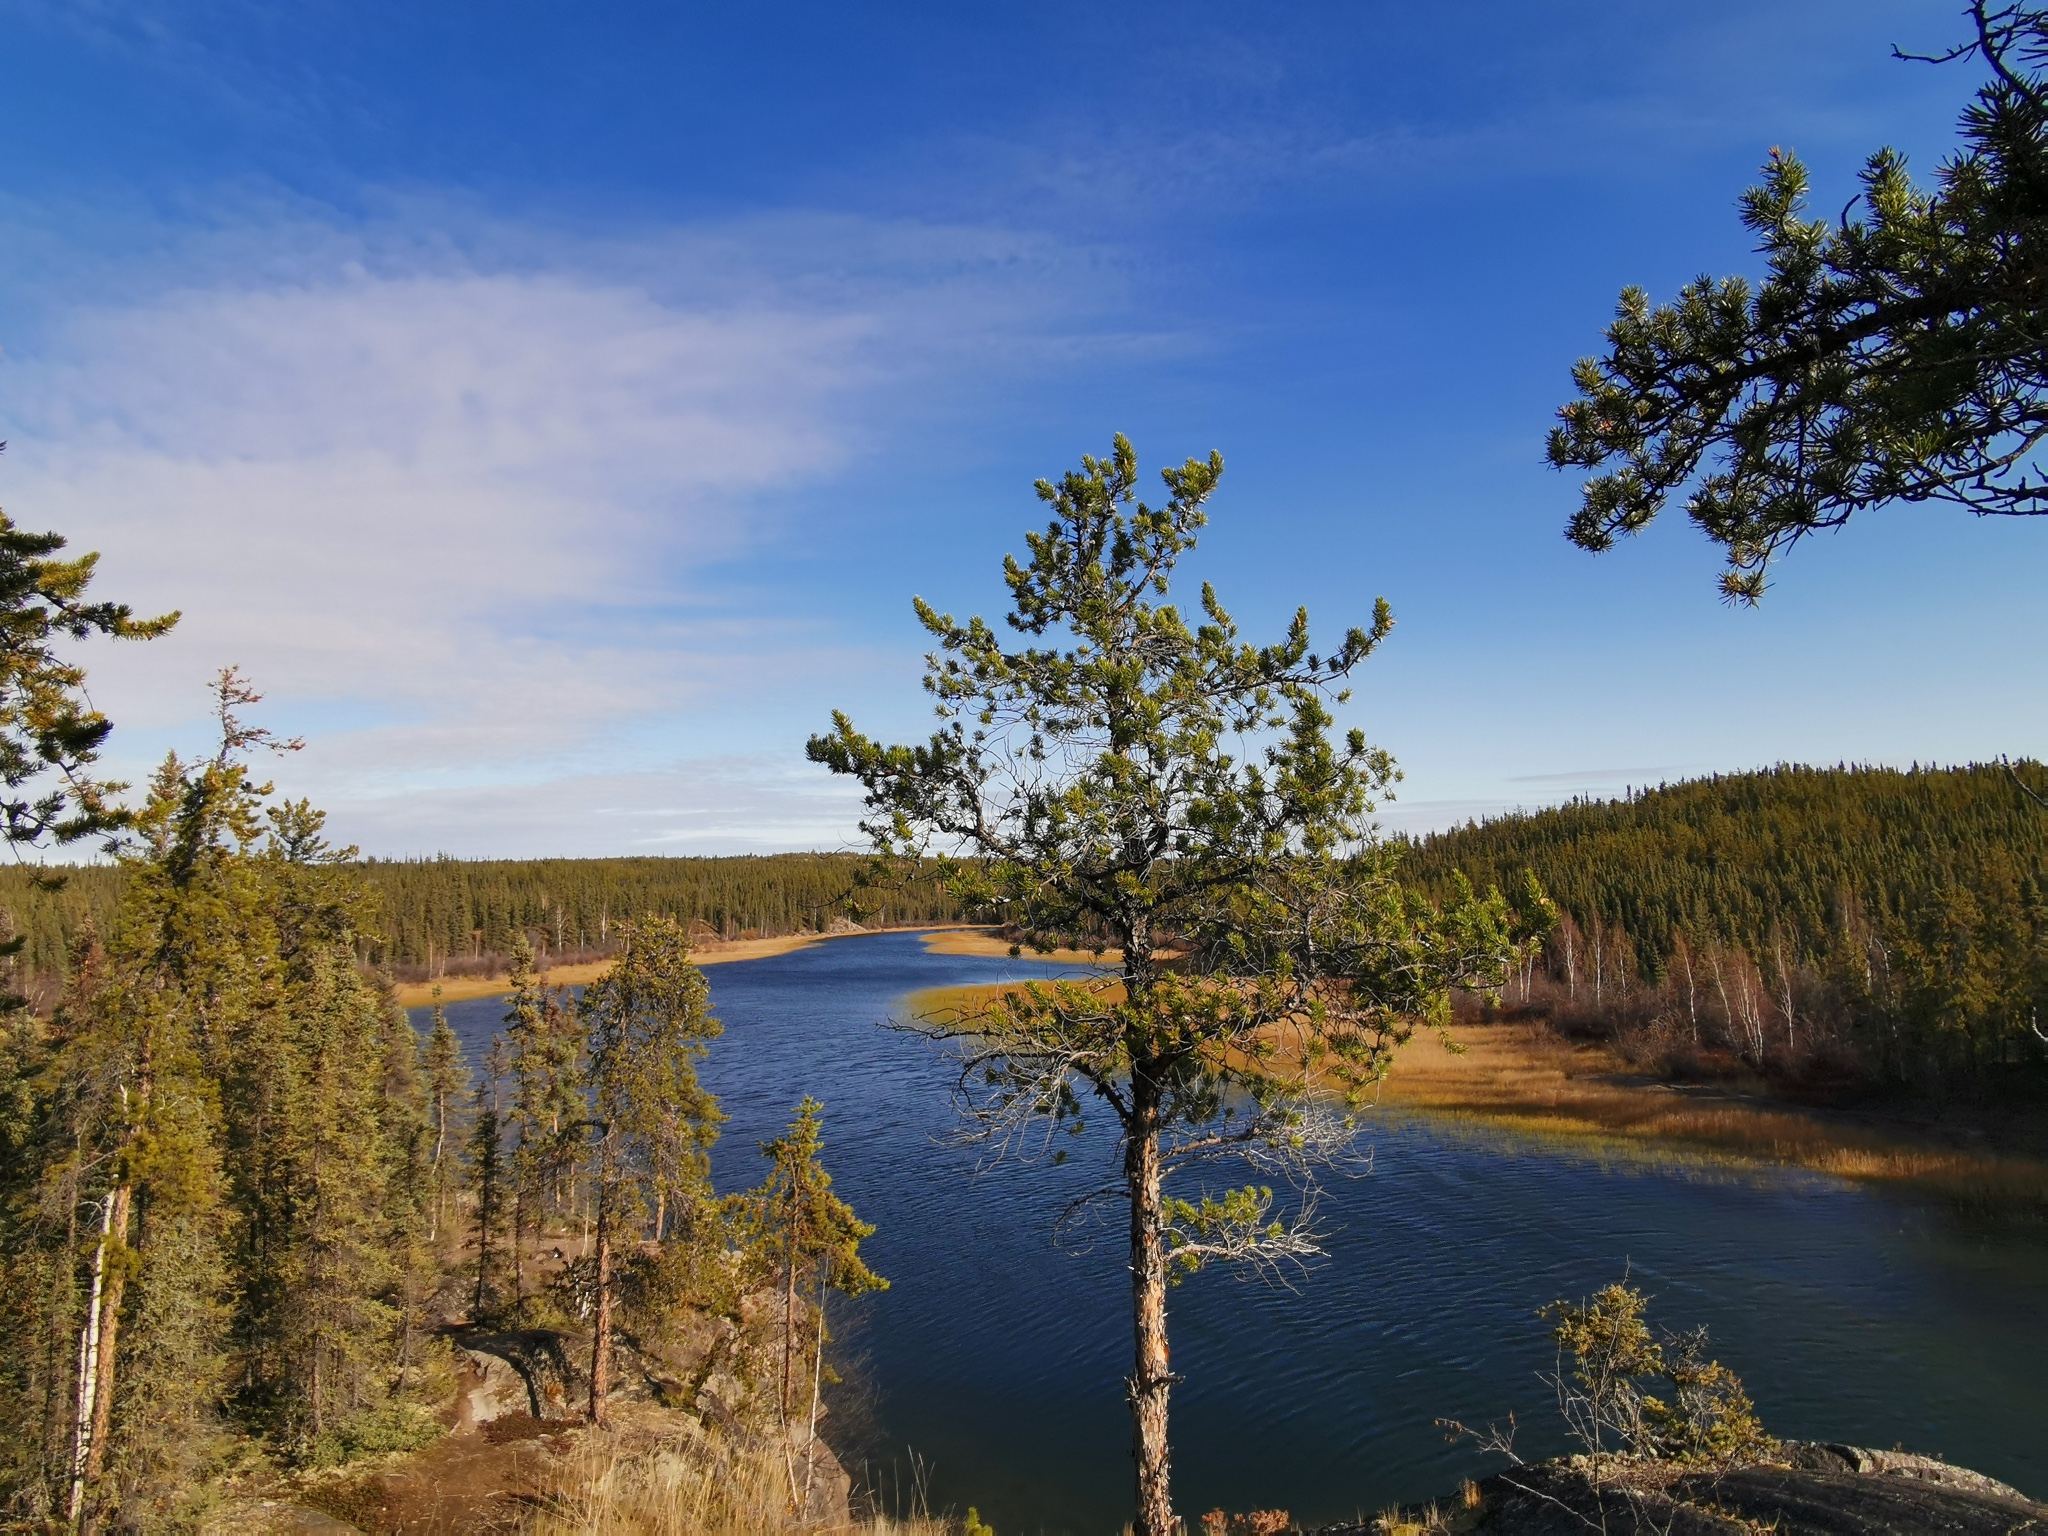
[1125,1078,1174,1536]
[587,1171,612,1426]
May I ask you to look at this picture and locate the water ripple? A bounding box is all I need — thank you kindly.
[422,932,2048,1534]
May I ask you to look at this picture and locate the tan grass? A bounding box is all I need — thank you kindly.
[530,1425,952,1536]
[896,987,2048,1208]
[1377,1022,2048,1207]
[918,928,1121,965]
[904,977,1127,1026]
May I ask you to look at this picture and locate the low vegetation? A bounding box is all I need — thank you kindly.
[1380,1020,2048,1206]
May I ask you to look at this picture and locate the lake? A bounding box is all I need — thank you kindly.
[417,930,2048,1533]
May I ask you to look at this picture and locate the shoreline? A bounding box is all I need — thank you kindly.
[894,983,2048,1207]
[392,923,996,1009]
[1375,1020,2048,1207]
[395,939,2048,1207]
[917,928,1118,965]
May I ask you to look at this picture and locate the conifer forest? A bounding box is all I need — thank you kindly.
[1404,762,2048,1085]
[8,3,2048,1533]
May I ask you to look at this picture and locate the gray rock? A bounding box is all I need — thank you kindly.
[456,1330,581,1422]
[1329,1447,2046,1534]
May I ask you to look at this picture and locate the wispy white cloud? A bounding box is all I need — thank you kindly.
[0,208,1130,850]
[326,753,867,859]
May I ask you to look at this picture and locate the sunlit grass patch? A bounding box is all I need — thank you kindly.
[1379,1023,2048,1210]
[900,991,2048,1210]
[918,928,1121,964]
[531,1423,955,1536]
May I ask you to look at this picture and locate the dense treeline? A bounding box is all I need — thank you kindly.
[0,866,122,991]
[1404,763,2048,1085]
[358,853,966,971]
[1404,763,2047,969]
[0,854,970,992]
[0,703,881,1529]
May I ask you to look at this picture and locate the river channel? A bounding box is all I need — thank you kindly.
[419,929,2048,1533]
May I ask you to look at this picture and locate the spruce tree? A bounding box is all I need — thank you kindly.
[0,657,492,1519]
[11,674,275,1525]
[577,917,723,1424]
[466,1040,510,1324]
[419,994,467,1245]
[503,939,582,1312]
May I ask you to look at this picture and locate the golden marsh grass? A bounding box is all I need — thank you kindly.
[902,984,2048,1209]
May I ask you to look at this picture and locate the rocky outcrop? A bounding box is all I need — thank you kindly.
[1350,1444,2045,1535]
[455,1330,581,1424]
[431,1303,855,1529]
[1778,1440,2033,1502]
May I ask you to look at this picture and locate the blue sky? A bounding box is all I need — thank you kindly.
[1,0,2041,855]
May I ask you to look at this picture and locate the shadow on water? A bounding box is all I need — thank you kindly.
[419,931,2048,1535]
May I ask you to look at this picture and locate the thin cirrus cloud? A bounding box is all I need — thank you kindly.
[0,210,1126,853]
[332,756,871,860]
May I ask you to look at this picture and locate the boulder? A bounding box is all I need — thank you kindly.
[450,1349,529,1434]
[1341,1444,2046,1535]
[455,1331,580,1423]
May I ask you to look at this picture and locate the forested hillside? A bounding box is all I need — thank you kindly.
[1404,763,2048,1083]
[1405,763,2046,969]
[0,853,967,990]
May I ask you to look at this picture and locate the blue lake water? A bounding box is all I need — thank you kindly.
[417,930,2048,1533]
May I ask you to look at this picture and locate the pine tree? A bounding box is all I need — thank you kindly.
[1550,6,2048,601]
[746,1098,885,1429]
[810,437,1530,1535]
[0,473,177,858]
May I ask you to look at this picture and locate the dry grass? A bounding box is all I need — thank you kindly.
[393,926,1000,1008]
[395,962,623,1008]
[904,977,1128,1026]
[392,941,826,1007]
[273,1403,958,1536]
[917,928,1121,965]
[1377,1022,2048,1208]
[900,983,2048,1209]
[530,1424,952,1536]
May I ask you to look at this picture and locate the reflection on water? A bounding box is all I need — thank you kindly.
[420,931,2048,1534]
